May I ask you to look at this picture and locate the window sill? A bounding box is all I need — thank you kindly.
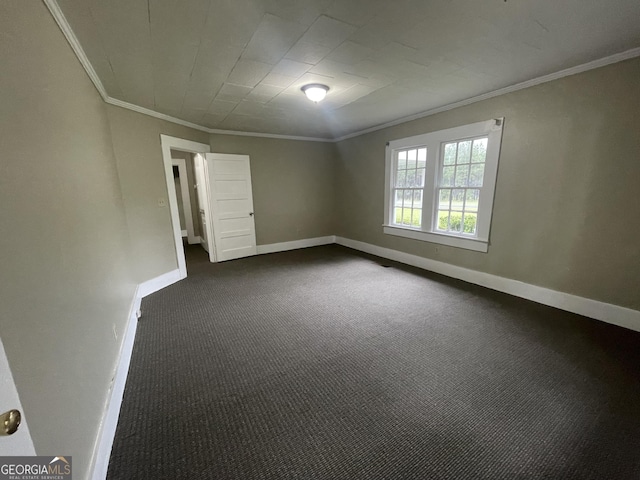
[383,225,489,252]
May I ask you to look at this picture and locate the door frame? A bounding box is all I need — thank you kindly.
[160,135,211,279]
[171,158,198,245]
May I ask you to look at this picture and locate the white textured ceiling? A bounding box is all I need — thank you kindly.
[56,0,640,139]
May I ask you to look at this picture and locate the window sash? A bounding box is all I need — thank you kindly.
[392,187,424,228]
[434,135,488,238]
[391,146,427,229]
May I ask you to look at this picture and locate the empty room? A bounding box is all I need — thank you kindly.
[1,1,639,479]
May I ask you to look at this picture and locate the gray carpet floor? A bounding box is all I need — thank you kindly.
[107,244,640,479]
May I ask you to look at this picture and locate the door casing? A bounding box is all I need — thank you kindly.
[160,135,211,278]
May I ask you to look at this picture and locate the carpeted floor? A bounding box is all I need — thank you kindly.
[107,244,640,479]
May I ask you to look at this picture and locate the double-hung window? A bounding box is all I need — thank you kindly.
[384,118,504,252]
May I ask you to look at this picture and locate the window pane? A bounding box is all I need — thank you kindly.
[411,208,422,227]
[442,166,455,187]
[472,138,487,163]
[469,163,485,187]
[437,211,449,231]
[456,140,471,164]
[407,149,417,169]
[444,143,456,165]
[417,148,427,167]
[404,189,412,204]
[438,189,451,210]
[395,170,406,187]
[449,212,462,232]
[465,189,479,211]
[397,153,406,171]
[463,212,477,234]
[402,207,411,226]
[413,190,423,208]
[416,168,425,187]
[395,208,402,224]
[454,165,469,187]
[406,169,417,187]
[394,189,403,206]
[452,189,465,209]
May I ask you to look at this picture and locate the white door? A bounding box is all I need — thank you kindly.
[205,153,257,262]
[193,154,215,261]
[0,337,35,455]
[199,210,209,253]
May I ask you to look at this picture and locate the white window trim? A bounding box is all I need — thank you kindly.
[383,118,504,252]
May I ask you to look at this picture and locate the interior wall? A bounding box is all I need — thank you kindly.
[0,2,135,478]
[106,106,210,283]
[209,134,337,245]
[334,57,640,311]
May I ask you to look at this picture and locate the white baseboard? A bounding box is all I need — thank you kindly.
[90,267,184,479]
[181,229,187,237]
[187,235,200,245]
[90,267,183,479]
[335,236,640,332]
[90,287,141,480]
[256,235,336,255]
[138,269,182,298]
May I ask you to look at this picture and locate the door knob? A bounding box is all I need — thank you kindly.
[249,212,254,216]
[1,409,21,436]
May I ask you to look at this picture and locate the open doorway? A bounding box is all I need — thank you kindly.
[161,135,258,278]
[160,135,211,280]
[170,150,210,272]
[171,153,198,245]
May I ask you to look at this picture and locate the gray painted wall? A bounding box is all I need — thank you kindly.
[0,2,135,478]
[106,105,210,283]
[334,57,640,310]
[209,135,337,245]
[107,111,338,285]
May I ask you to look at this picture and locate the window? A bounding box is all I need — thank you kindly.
[393,147,427,227]
[384,119,504,252]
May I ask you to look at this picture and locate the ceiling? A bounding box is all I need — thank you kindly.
[56,0,640,140]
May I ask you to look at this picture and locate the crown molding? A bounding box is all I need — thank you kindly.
[107,98,334,142]
[106,97,334,142]
[43,0,108,102]
[207,128,334,143]
[105,97,212,133]
[333,46,640,142]
[46,0,640,145]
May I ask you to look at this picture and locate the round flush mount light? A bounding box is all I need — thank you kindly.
[301,83,329,103]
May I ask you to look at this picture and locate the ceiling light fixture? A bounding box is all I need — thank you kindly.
[301,84,329,103]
